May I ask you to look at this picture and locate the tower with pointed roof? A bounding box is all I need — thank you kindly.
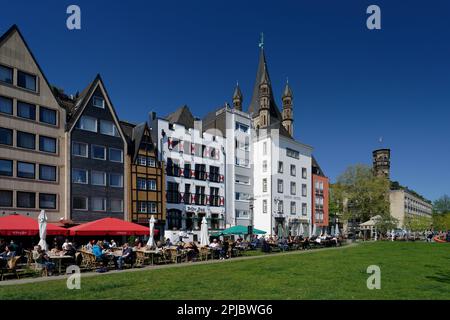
[232,83,243,111]
[282,80,293,136]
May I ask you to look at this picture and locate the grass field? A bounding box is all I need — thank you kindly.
[0,242,449,300]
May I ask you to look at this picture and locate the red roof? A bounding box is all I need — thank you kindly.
[0,214,69,236]
[68,217,149,236]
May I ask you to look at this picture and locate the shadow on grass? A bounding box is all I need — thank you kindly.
[426,271,450,284]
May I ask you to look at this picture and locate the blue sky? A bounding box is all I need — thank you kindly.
[1,0,449,201]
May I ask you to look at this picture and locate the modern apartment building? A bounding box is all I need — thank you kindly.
[311,157,329,234]
[120,121,166,234]
[0,25,67,222]
[202,89,253,227]
[149,106,225,242]
[249,47,313,236]
[390,189,433,228]
[55,75,128,222]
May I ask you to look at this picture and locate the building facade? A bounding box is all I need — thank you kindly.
[311,157,329,233]
[0,25,67,222]
[249,47,313,236]
[149,107,226,242]
[202,92,253,227]
[121,121,166,234]
[390,189,433,228]
[56,75,128,222]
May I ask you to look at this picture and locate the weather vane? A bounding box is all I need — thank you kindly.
[259,32,264,48]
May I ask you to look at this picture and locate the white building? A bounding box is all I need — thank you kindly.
[390,189,433,228]
[248,46,313,236]
[202,96,253,227]
[149,107,226,242]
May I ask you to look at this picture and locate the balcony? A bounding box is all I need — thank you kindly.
[166,191,224,207]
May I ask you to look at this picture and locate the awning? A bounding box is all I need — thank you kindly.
[212,225,267,236]
[0,214,69,236]
[68,217,149,236]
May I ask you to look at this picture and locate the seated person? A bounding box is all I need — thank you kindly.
[110,240,117,248]
[62,239,70,251]
[117,243,134,269]
[209,239,219,249]
[92,241,110,267]
[185,242,199,261]
[0,246,15,267]
[219,240,229,260]
[34,246,56,275]
[164,238,172,247]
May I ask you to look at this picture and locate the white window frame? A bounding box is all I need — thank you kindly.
[147,157,156,167]
[73,196,88,211]
[262,199,267,214]
[100,120,120,137]
[290,201,296,215]
[77,115,97,132]
[91,145,106,160]
[110,199,123,212]
[139,201,147,213]
[302,184,307,197]
[138,156,147,166]
[109,173,123,188]
[92,96,105,109]
[72,141,88,158]
[109,147,123,163]
[262,178,268,193]
[262,160,267,172]
[91,197,106,212]
[72,168,88,184]
[147,179,157,191]
[91,171,107,186]
[291,182,296,195]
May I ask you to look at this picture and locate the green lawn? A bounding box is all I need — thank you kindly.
[1,242,449,300]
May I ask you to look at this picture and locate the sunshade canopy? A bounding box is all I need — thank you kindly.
[69,217,149,236]
[212,225,266,236]
[0,214,68,236]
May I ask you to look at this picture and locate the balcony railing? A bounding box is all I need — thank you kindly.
[166,166,224,182]
[166,191,224,207]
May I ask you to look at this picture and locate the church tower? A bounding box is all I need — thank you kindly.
[258,66,271,127]
[232,83,243,111]
[372,149,391,179]
[281,80,293,136]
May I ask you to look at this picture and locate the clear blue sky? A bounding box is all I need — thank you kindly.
[2,0,449,201]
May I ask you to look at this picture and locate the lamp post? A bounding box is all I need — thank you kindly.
[248,197,255,240]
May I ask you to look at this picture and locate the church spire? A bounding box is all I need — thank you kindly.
[282,79,293,136]
[232,82,243,111]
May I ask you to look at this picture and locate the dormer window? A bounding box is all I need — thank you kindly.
[93,96,105,108]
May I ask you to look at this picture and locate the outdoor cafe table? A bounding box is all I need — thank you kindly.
[138,249,160,265]
[48,255,73,274]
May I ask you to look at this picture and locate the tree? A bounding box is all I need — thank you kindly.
[375,215,399,235]
[433,194,450,214]
[432,213,450,231]
[404,215,432,232]
[336,164,390,223]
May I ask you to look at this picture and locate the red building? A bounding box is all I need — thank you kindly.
[311,157,329,232]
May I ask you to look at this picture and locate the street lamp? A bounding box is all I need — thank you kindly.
[248,197,255,240]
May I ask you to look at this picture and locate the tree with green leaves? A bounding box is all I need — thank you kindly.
[375,215,399,235]
[336,164,390,224]
[433,194,450,214]
[432,213,450,231]
[404,215,432,232]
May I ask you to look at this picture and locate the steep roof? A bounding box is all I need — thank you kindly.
[312,156,326,177]
[120,121,155,162]
[165,105,196,129]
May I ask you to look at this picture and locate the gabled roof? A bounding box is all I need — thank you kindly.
[233,84,243,100]
[120,121,154,162]
[165,105,196,129]
[0,25,64,112]
[312,156,326,177]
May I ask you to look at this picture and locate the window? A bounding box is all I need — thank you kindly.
[302,184,307,197]
[262,160,267,172]
[302,168,307,179]
[72,142,88,157]
[92,145,106,160]
[302,203,307,216]
[148,202,157,213]
[277,200,284,213]
[0,190,13,207]
[0,65,13,84]
[92,197,106,211]
[138,156,146,166]
[100,120,119,137]
[236,210,249,218]
[17,102,36,120]
[109,148,123,163]
[291,164,296,176]
[17,162,35,179]
[39,165,56,181]
[235,157,249,167]
[235,192,250,201]
[278,179,283,193]
[291,201,296,215]
[263,142,267,155]
[235,122,249,133]
[39,107,57,125]
[17,131,35,149]
[110,173,123,187]
[76,116,97,132]
[263,199,268,213]
[147,157,156,167]
[92,96,105,108]
[235,175,250,185]
[147,179,157,191]
[286,148,300,159]
[137,178,146,190]
[262,178,268,192]
[0,128,13,145]
[278,161,283,173]
[72,169,88,184]
[0,159,13,176]
[39,193,56,209]
[0,96,13,115]
[39,136,56,153]
[291,182,296,195]
[110,199,123,212]
[319,181,324,191]
[17,71,37,91]
[17,192,35,208]
[91,171,106,186]
[139,201,147,213]
[73,197,88,210]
